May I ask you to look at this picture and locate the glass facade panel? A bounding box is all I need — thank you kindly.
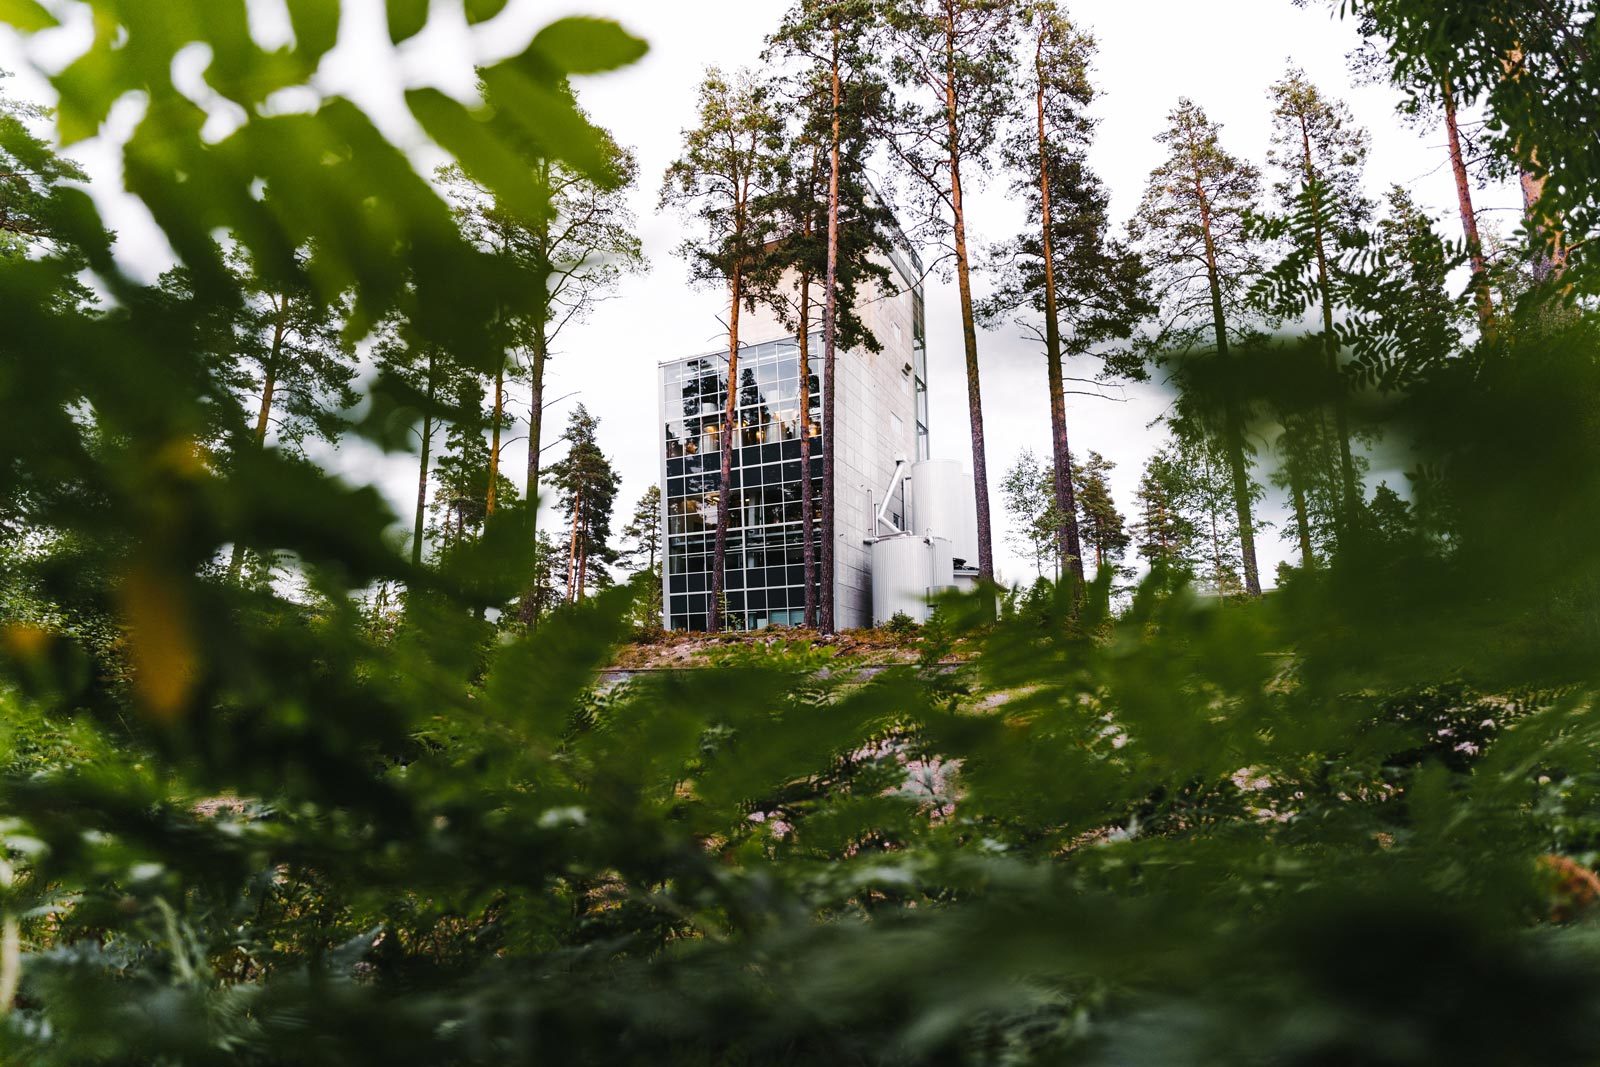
[662,335,826,632]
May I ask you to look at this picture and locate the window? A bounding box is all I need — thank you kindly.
[660,334,830,633]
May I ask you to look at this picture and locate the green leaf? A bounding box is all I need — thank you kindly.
[406,88,548,222]
[286,0,341,65]
[463,0,508,25]
[386,0,428,43]
[528,17,647,76]
[0,0,57,32]
[477,66,607,179]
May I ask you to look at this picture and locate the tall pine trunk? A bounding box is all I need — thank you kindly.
[1034,34,1085,589]
[486,361,504,516]
[230,305,286,581]
[711,263,743,633]
[1195,174,1261,597]
[1296,114,1360,534]
[1501,48,1566,284]
[1284,413,1314,569]
[820,22,843,635]
[518,332,549,625]
[566,486,582,603]
[412,350,436,568]
[1441,72,1494,329]
[945,15,994,583]
[797,274,817,628]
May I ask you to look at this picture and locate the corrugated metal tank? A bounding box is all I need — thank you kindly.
[909,460,979,568]
[871,535,955,625]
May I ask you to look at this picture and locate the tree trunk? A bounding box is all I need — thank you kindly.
[412,351,435,569]
[517,333,549,626]
[1298,113,1361,536]
[1035,32,1085,589]
[1441,72,1494,329]
[946,15,994,584]
[1518,154,1567,283]
[566,486,582,603]
[486,361,504,516]
[711,263,743,633]
[798,273,817,628]
[819,21,842,635]
[1194,171,1261,597]
[230,310,285,581]
[576,509,588,603]
[1500,48,1566,284]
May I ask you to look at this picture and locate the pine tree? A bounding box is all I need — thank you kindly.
[1073,451,1130,580]
[880,0,1020,585]
[981,3,1149,589]
[545,404,621,603]
[1132,446,1198,590]
[160,243,358,580]
[441,81,645,625]
[371,298,472,569]
[1336,0,1600,294]
[1127,99,1265,595]
[766,0,892,633]
[661,68,784,631]
[1173,427,1249,599]
[429,374,519,556]
[1253,67,1373,536]
[619,484,664,627]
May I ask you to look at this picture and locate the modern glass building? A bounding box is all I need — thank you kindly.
[659,226,929,632]
[660,336,825,632]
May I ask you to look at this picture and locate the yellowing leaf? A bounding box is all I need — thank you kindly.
[119,564,199,723]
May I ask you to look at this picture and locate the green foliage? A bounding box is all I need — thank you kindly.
[5,3,1600,1066]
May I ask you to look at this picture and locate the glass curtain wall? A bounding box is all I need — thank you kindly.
[662,334,824,631]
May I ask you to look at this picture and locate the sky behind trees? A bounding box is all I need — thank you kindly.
[0,0,1522,585]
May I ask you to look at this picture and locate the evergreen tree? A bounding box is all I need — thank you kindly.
[160,243,358,579]
[1073,450,1130,580]
[435,81,644,624]
[1173,426,1250,599]
[619,484,664,628]
[1132,446,1199,589]
[1253,67,1373,535]
[429,374,519,555]
[880,0,1020,585]
[1344,17,1495,329]
[371,292,476,569]
[981,4,1150,590]
[1127,99,1266,595]
[661,68,784,631]
[545,404,621,603]
[766,0,892,633]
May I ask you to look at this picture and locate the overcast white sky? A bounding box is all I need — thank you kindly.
[1,0,1521,587]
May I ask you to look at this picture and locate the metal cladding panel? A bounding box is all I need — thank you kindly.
[909,460,979,568]
[872,535,929,625]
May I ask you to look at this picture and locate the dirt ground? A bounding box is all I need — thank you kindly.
[609,626,967,670]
